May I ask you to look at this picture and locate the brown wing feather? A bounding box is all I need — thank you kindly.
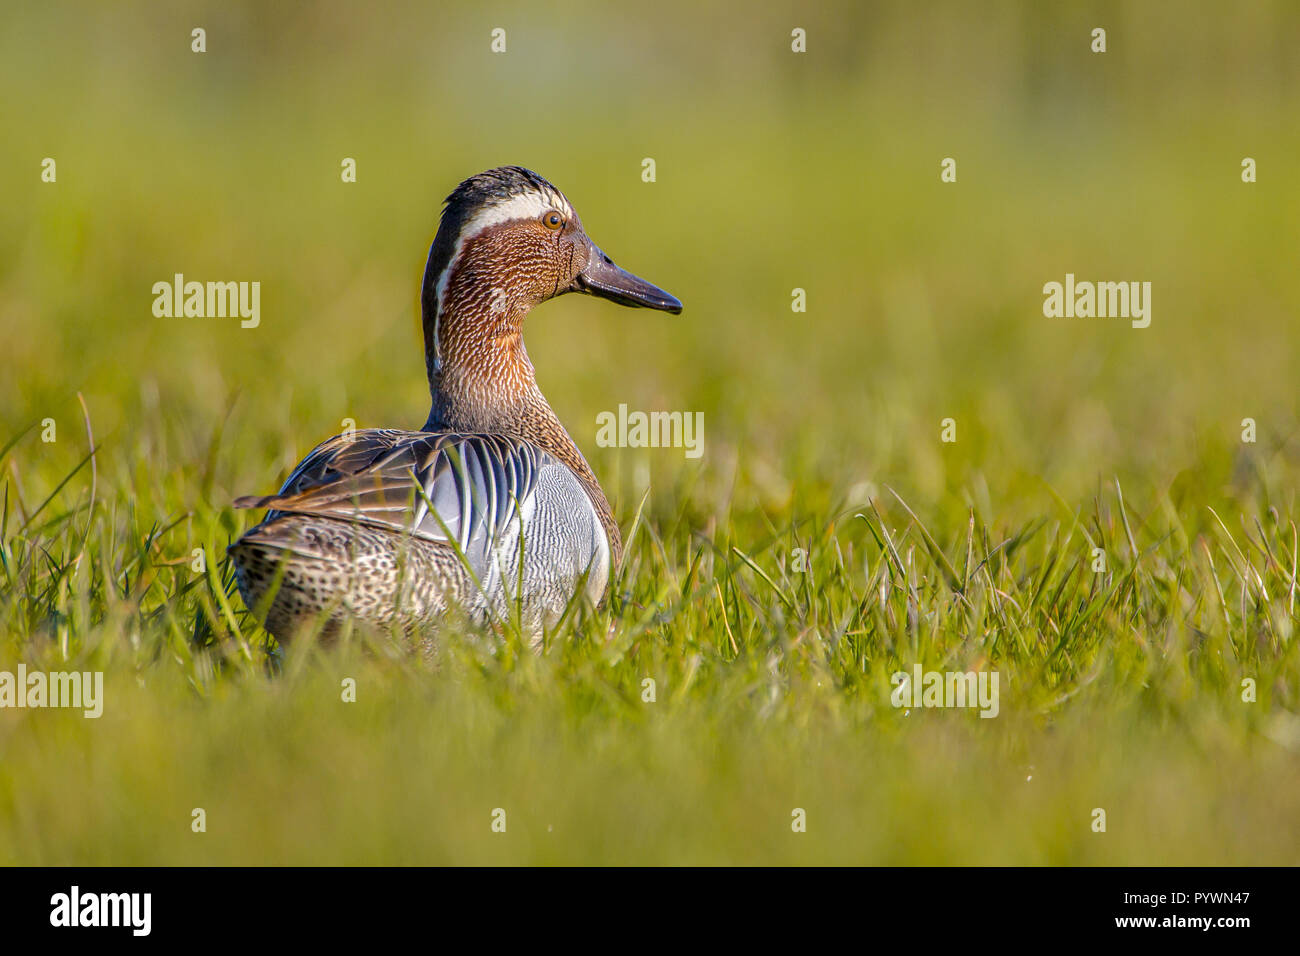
[233,429,422,508]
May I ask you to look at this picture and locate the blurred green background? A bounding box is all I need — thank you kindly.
[1,1,1299,864]
[5,0,1299,515]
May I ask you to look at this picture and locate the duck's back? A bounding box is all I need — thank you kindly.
[228,429,610,640]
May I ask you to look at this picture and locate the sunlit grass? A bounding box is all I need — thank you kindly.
[1,397,1298,863]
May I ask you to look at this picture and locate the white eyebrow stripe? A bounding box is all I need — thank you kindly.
[463,191,572,235]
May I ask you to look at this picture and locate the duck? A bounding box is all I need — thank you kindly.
[227,166,682,642]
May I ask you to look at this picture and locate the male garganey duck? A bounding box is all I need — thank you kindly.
[228,166,682,641]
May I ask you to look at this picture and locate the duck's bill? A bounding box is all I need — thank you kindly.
[573,244,682,314]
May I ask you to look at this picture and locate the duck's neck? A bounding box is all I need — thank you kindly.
[424,311,541,433]
[420,240,540,431]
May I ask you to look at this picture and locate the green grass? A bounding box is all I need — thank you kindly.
[2,405,1298,864]
[2,0,1299,864]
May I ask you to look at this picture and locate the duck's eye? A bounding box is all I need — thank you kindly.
[542,211,565,231]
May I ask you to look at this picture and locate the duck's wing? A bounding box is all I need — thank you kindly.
[233,430,543,561]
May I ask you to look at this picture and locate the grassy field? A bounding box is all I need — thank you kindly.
[2,0,1299,864]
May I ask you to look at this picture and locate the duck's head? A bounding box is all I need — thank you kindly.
[421,166,682,384]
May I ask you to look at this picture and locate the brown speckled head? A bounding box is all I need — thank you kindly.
[421,167,681,428]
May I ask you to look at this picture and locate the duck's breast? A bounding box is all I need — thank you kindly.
[476,455,609,623]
